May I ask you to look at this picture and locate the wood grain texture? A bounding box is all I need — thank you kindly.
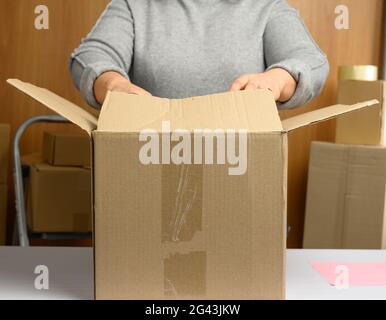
[0,0,109,244]
[285,0,384,247]
[0,0,384,246]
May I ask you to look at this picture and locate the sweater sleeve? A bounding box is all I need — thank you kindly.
[68,0,134,108]
[263,0,329,109]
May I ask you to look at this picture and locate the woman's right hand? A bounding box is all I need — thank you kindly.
[94,71,152,105]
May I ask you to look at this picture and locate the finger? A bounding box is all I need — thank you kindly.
[245,82,257,90]
[252,82,272,92]
[230,75,250,91]
[129,84,152,96]
[260,86,280,100]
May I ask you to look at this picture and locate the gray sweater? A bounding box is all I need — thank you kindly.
[69,0,329,109]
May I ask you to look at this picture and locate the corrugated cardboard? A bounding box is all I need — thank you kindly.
[0,184,7,245]
[6,79,378,300]
[304,142,386,249]
[336,80,386,145]
[27,162,92,233]
[43,131,91,167]
[0,124,10,184]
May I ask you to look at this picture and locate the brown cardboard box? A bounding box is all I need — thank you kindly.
[336,80,385,146]
[43,131,90,167]
[7,79,378,300]
[27,162,92,233]
[303,142,386,249]
[0,124,10,184]
[0,184,7,245]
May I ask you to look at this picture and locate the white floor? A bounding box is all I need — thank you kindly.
[0,247,385,300]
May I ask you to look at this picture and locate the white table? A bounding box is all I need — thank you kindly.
[0,247,385,300]
[0,247,93,300]
[286,249,386,300]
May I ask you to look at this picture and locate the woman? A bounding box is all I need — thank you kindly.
[69,0,329,109]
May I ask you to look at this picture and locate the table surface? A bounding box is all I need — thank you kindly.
[0,247,386,300]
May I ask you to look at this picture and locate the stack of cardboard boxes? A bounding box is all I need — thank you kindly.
[304,80,386,249]
[0,124,10,245]
[24,131,92,233]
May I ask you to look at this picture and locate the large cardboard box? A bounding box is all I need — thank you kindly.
[336,80,385,146]
[7,79,377,300]
[0,184,8,245]
[0,124,10,184]
[43,131,91,167]
[27,162,92,233]
[304,142,386,249]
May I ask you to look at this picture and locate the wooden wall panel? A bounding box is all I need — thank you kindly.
[0,0,107,154]
[285,0,385,247]
[0,0,384,246]
[0,0,110,243]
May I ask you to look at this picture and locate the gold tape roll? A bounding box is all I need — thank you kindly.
[338,65,378,81]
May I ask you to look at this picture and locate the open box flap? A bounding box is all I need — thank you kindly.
[97,89,283,132]
[282,99,379,132]
[7,79,98,135]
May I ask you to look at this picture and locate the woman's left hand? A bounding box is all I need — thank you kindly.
[230,68,297,102]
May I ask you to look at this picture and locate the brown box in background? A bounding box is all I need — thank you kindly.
[303,142,386,249]
[0,184,8,245]
[336,80,385,146]
[7,79,378,300]
[0,124,10,184]
[43,131,90,167]
[27,162,92,233]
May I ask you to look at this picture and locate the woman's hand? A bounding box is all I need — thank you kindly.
[94,71,152,105]
[229,68,297,102]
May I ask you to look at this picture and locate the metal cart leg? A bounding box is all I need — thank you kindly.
[13,115,69,247]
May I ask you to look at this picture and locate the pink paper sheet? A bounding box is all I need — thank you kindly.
[310,261,386,286]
